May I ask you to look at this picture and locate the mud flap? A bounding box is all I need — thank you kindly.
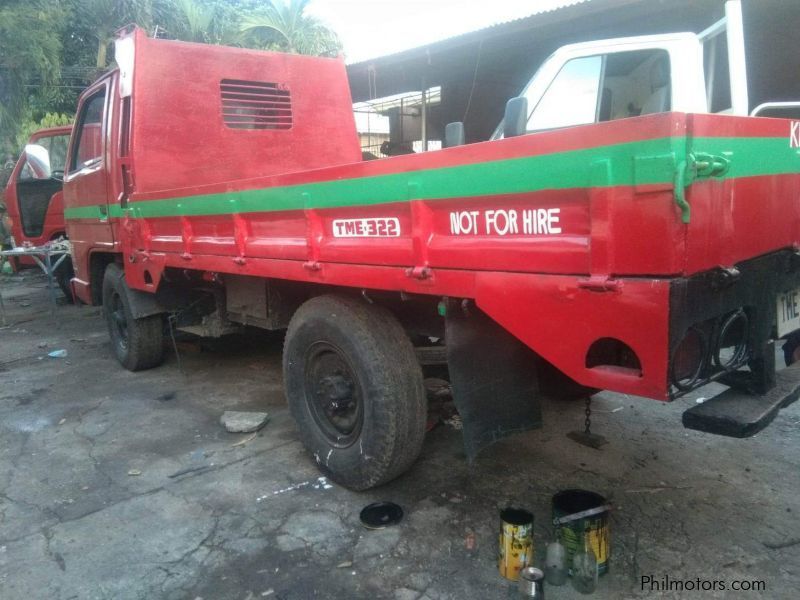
[105,266,165,319]
[445,303,542,462]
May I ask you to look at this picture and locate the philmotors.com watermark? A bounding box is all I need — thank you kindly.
[641,574,766,593]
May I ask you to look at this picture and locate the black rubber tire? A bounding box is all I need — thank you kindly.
[283,294,426,490]
[54,255,74,302]
[783,331,800,366]
[102,263,165,371]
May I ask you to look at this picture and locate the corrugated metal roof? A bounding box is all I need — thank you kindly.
[460,0,593,33]
[347,0,594,66]
[347,0,727,139]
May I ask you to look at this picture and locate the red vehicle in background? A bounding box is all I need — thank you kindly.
[4,126,74,296]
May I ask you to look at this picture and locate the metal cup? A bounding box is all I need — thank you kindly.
[518,566,545,598]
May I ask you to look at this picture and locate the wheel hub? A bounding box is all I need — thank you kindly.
[304,343,363,447]
[108,291,129,351]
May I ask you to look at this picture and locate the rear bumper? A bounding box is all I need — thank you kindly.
[669,248,800,398]
[682,362,800,437]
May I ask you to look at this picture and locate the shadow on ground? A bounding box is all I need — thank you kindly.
[1,272,799,599]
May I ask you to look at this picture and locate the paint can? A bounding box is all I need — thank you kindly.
[498,507,534,581]
[552,489,611,575]
[518,566,546,598]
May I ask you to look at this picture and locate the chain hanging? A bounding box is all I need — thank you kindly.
[584,396,592,434]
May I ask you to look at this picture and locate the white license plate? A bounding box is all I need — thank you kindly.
[777,288,800,337]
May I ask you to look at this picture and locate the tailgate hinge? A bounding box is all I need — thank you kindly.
[674,152,730,224]
[405,266,432,280]
[578,275,622,292]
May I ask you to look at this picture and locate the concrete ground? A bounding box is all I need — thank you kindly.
[1,271,799,600]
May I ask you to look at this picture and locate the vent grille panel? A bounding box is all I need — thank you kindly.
[220,79,292,130]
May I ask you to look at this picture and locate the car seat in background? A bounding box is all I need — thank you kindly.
[640,58,671,114]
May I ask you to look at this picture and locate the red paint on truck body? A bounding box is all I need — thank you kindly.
[64,30,800,402]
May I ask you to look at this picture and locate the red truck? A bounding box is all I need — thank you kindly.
[4,126,74,296]
[57,5,800,489]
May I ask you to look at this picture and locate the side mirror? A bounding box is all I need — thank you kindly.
[503,97,528,138]
[444,122,465,148]
[22,144,51,180]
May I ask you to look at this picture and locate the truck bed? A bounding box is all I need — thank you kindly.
[65,111,800,401]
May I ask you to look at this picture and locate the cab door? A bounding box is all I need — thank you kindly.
[64,76,114,250]
[491,34,708,139]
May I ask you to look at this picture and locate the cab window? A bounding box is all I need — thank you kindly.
[527,56,602,131]
[69,90,106,173]
[45,134,70,174]
[527,49,671,132]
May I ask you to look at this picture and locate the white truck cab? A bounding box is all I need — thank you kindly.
[484,0,769,141]
[514,33,706,134]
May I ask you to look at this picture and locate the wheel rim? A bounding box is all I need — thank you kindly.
[303,342,364,448]
[108,290,129,352]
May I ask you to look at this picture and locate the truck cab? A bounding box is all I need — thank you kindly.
[5,127,72,248]
[483,0,771,141]
[64,28,361,305]
[490,33,707,138]
[4,126,74,294]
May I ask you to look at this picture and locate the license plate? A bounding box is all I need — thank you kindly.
[777,288,800,337]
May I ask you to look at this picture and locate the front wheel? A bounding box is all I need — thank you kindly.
[54,255,74,302]
[283,294,426,490]
[102,263,165,371]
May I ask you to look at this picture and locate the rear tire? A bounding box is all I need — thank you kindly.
[783,332,800,366]
[102,263,164,371]
[283,294,426,490]
[54,255,74,302]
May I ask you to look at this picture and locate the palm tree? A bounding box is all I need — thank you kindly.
[79,0,156,68]
[239,0,341,57]
[173,0,215,43]
[170,0,241,46]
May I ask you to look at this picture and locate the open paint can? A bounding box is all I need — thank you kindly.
[552,489,611,575]
[498,507,534,581]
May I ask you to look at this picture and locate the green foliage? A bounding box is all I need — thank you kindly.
[240,0,342,56]
[166,0,242,45]
[68,0,161,67]
[15,113,74,150]
[0,1,65,153]
[0,0,341,153]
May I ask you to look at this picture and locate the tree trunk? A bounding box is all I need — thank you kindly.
[96,37,108,69]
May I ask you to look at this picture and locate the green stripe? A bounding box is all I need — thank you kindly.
[65,205,112,220]
[64,135,799,221]
[692,136,800,179]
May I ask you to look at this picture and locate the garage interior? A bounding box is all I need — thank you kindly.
[346,0,799,148]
